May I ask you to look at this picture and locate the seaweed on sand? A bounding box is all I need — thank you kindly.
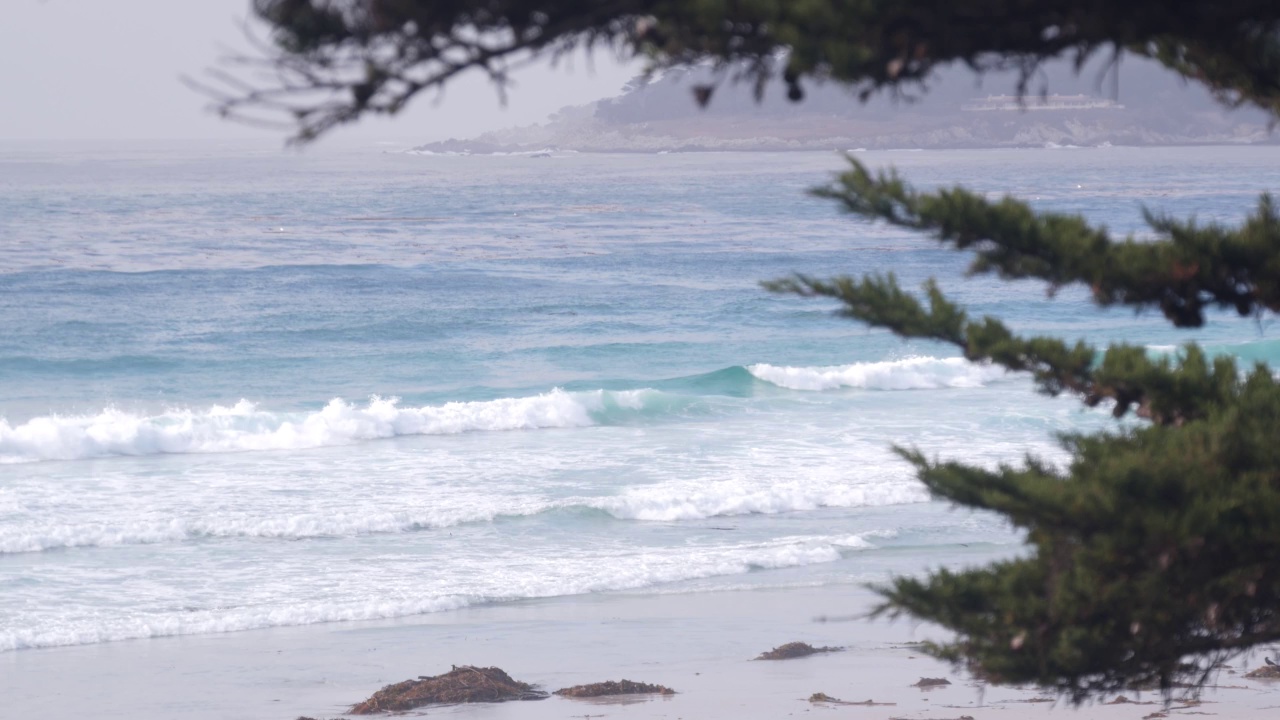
[754,641,843,660]
[349,665,548,714]
[554,680,677,697]
[808,693,894,706]
[1244,664,1280,679]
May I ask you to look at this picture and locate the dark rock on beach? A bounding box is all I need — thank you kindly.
[554,680,677,697]
[755,641,843,660]
[809,693,895,706]
[348,665,548,714]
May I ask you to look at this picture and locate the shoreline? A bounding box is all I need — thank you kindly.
[405,140,1276,156]
[6,581,1277,719]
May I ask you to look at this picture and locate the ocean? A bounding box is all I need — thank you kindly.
[2,142,1277,656]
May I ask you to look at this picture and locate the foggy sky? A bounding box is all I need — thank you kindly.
[0,0,641,146]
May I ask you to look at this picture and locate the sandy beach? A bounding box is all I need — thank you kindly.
[6,581,1278,720]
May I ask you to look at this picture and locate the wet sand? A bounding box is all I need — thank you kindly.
[5,582,1278,720]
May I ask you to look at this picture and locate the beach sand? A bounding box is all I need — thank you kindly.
[6,582,1278,720]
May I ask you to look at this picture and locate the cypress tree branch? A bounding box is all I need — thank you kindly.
[871,369,1280,701]
[768,267,1280,700]
[208,1,1280,142]
[813,161,1280,328]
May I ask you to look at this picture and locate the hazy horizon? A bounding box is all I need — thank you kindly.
[6,2,1263,151]
[0,0,641,147]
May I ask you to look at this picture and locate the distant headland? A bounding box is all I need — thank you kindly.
[414,57,1275,154]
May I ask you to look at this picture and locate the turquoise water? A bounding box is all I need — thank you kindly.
[2,143,1277,652]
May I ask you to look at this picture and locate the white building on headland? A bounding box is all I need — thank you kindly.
[961,94,1125,112]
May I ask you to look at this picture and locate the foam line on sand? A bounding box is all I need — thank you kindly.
[4,583,1277,720]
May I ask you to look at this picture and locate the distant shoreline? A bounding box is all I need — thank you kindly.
[415,59,1276,156]
[406,140,1269,156]
[412,120,1275,155]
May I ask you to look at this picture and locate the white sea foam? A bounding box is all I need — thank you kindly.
[594,480,928,521]
[0,594,475,653]
[747,357,1008,391]
[2,479,920,553]
[0,531,884,652]
[0,390,660,463]
[0,506,532,554]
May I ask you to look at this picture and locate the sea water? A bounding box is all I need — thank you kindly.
[2,142,1277,654]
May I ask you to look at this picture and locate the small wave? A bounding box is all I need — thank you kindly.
[3,479,923,553]
[655,365,764,397]
[1144,340,1280,366]
[0,506,532,553]
[0,389,666,463]
[0,594,473,652]
[0,531,884,652]
[593,481,927,522]
[747,357,1007,391]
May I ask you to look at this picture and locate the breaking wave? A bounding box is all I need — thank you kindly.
[747,357,1007,391]
[0,390,661,464]
[0,355,1010,463]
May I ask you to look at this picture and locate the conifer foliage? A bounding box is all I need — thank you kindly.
[218,1,1280,142]
[767,171,1280,698]
[229,0,1280,702]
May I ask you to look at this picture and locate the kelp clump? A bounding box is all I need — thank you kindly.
[554,680,677,697]
[1244,665,1280,680]
[755,642,842,660]
[349,665,547,714]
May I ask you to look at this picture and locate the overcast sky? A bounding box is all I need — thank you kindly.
[0,0,641,147]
